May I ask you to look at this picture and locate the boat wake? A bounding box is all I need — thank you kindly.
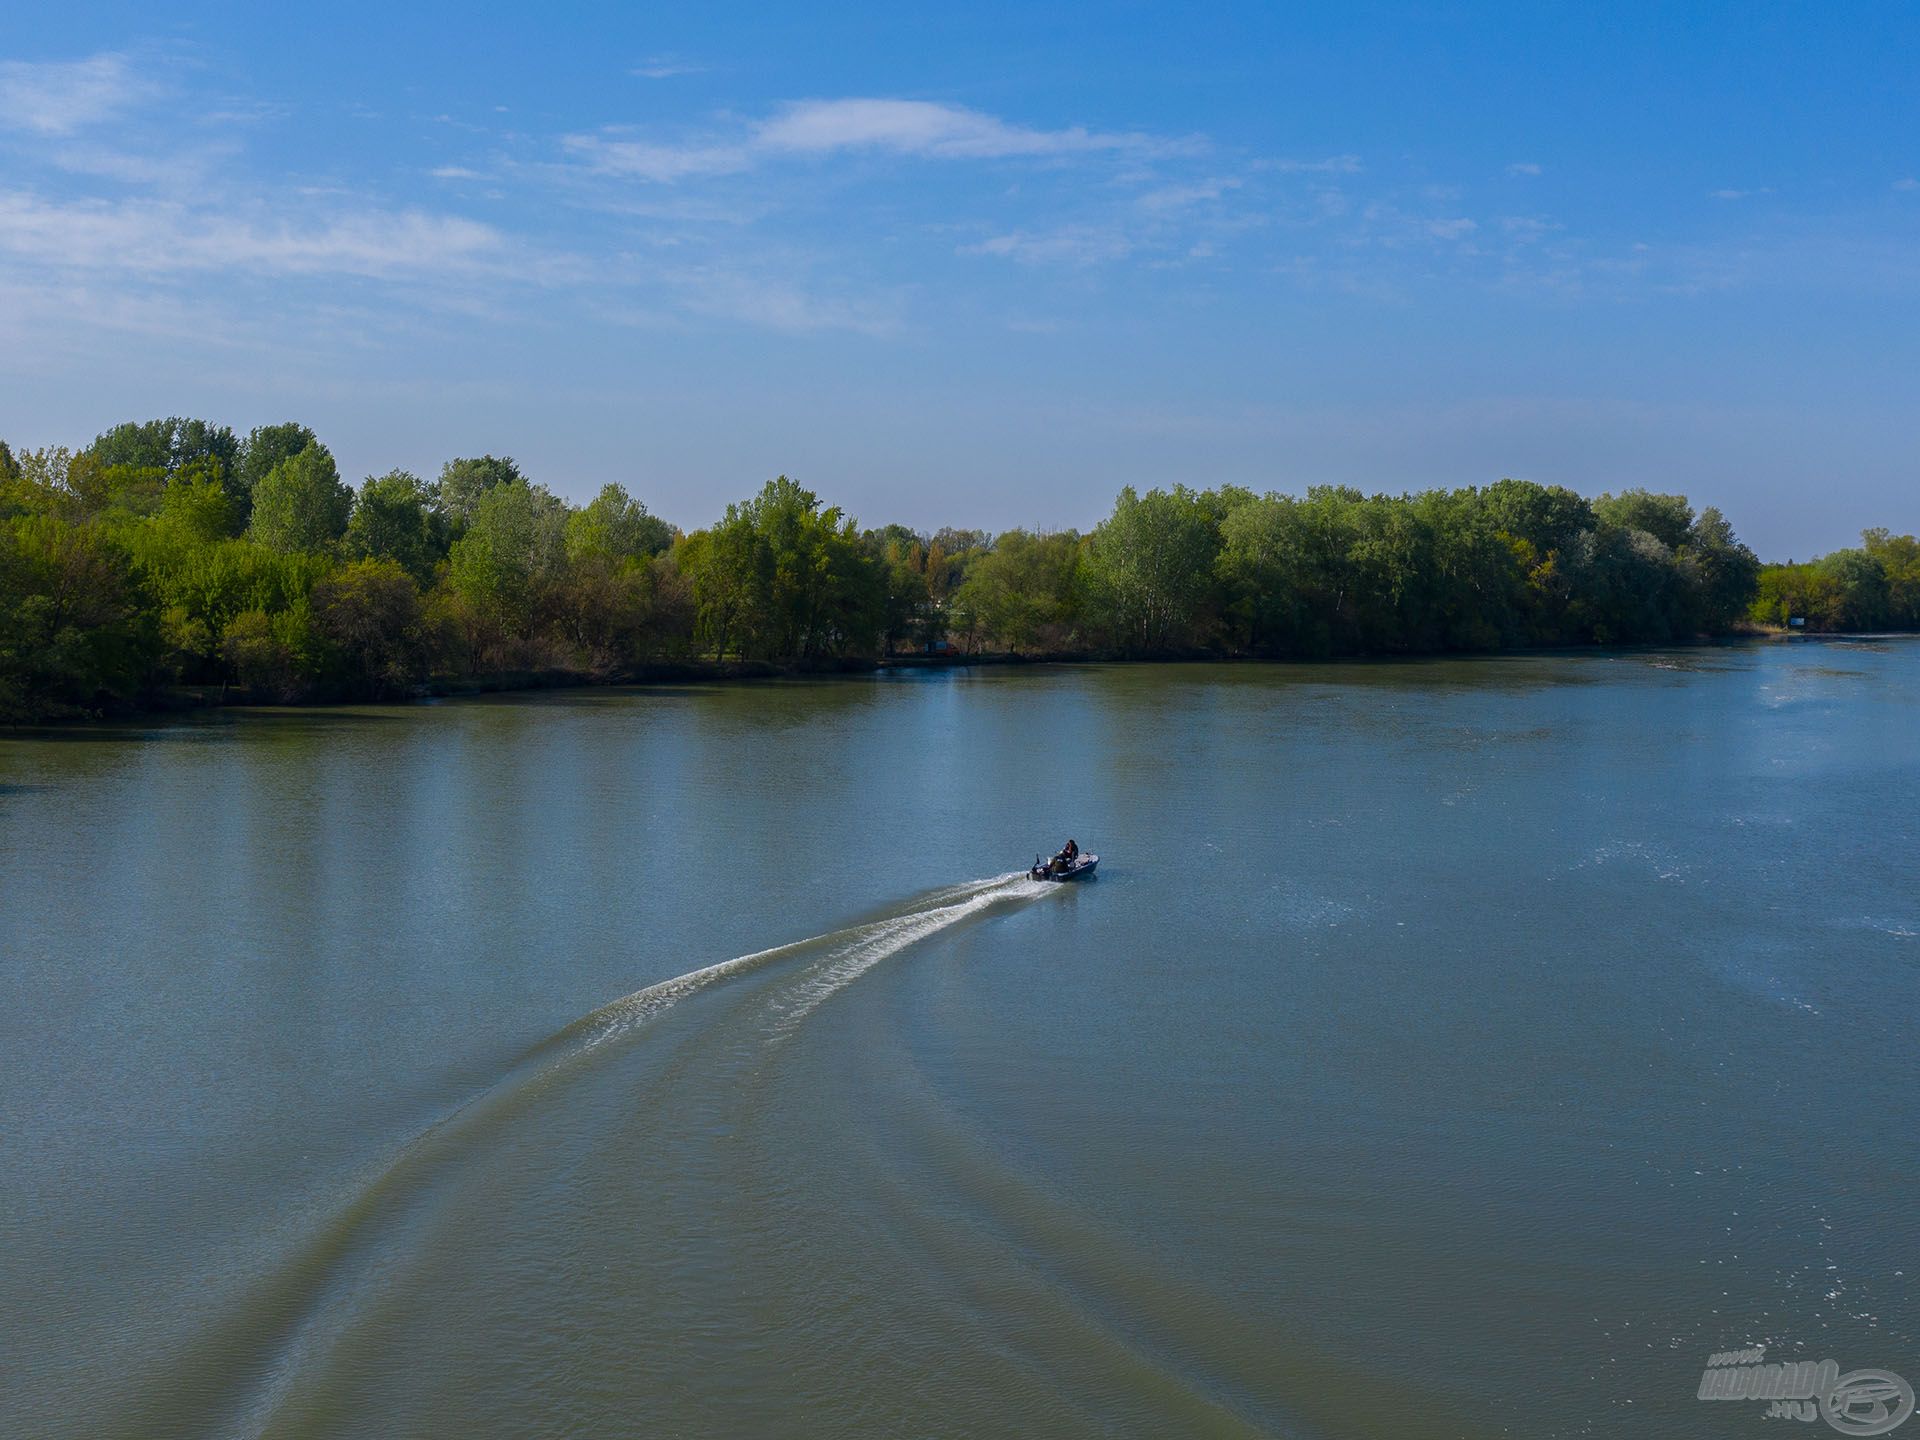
[772,875,1048,1030]
[566,871,1050,1053]
[184,870,1058,1438]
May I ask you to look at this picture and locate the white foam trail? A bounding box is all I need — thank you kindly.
[573,937,812,1054]
[774,876,1047,1029]
[211,871,1054,1439]
[570,872,1044,1054]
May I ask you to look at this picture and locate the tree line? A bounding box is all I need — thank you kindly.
[1748,530,1920,632]
[0,412,1894,721]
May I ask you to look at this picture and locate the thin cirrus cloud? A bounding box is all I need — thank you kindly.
[0,51,1634,344]
[565,97,1190,181]
[961,225,1136,266]
[1134,177,1242,213]
[0,52,156,136]
[631,54,706,80]
[0,190,509,279]
[1,51,264,196]
[562,134,751,182]
[1256,154,1363,175]
[755,98,1173,158]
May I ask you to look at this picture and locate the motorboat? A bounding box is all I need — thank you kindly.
[1030,852,1098,882]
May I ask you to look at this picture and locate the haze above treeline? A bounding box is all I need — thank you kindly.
[2,414,1916,722]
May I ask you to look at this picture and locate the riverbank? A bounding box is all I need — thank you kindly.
[48,652,1076,723]
[16,632,1862,727]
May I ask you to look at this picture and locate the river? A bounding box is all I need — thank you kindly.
[3,641,1915,1438]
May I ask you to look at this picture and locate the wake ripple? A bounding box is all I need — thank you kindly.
[187,871,1057,1438]
[772,876,1047,1029]
[559,871,1050,1052]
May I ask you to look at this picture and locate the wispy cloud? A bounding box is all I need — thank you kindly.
[1894,177,1919,193]
[756,98,1178,159]
[563,97,1196,186]
[1258,154,1364,175]
[1498,214,1562,242]
[0,53,158,136]
[1134,177,1241,213]
[1709,186,1773,201]
[0,49,272,195]
[632,54,705,80]
[41,141,225,185]
[562,132,751,182]
[1506,161,1543,178]
[0,190,509,279]
[1344,197,1490,255]
[961,225,1135,266]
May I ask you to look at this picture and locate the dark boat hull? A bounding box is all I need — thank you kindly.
[1030,855,1098,882]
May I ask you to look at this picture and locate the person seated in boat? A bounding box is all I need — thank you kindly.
[1064,838,1079,862]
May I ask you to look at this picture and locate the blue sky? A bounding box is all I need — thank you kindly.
[1,2,1915,557]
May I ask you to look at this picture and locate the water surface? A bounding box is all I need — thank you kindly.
[3,642,1916,1438]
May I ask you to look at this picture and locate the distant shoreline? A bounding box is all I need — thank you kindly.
[15,627,1911,728]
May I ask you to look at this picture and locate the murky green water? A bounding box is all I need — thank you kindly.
[3,643,1916,1439]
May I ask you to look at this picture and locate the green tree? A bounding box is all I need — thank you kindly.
[438,454,525,533]
[346,470,445,581]
[865,525,932,652]
[222,603,320,701]
[85,419,174,472]
[0,513,159,718]
[1345,494,1439,651]
[1217,493,1314,652]
[1481,479,1598,643]
[1681,507,1761,632]
[680,477,883,660]
[565,483,674,563]
[238,423,325,521]
[1564,523,1688,644]
[249,445,351,554]
[1593,489,1694,550]
[16,446,171,522]
[87,417,240,488]
[923,527,988,604]
[445,479,569,635]
[1483,478,1595,557]
[313,558,426,697]
[1861,529,1920,626]
[1412,487,1526,651]
[953,530,1082,654]
[1815,549,1889,629]
[1084,485,1224,652]
[120,520,329,685]
[551,553,666,672]
[1751,531,1920,633]
[158,469,239,544]
[1751,563,1823,627]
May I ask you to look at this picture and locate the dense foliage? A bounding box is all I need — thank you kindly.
[0,414,1815,721]
[1749,531,1920,631]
